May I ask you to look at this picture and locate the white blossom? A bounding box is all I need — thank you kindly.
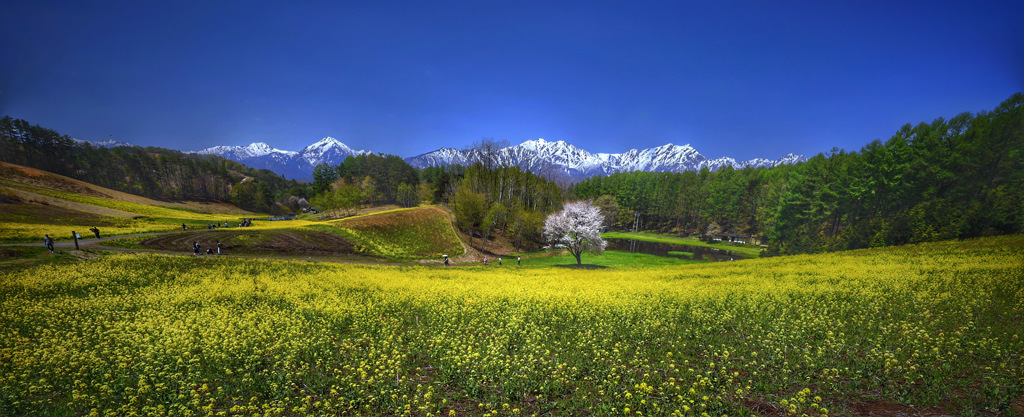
[543,200,606,265]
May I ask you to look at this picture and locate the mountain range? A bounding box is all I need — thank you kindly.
[194,138,806,180]
[72,137,134,148]
[195,137,369,180]
[406,139,806,178]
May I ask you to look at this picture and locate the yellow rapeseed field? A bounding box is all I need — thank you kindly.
[1,236,1022,416]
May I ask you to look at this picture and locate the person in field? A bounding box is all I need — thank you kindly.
[89,227,100,239]
[498,257,502,265]
[217,241,222,255]
[517,256,521,265]
[193,241,200,255]
[443,255,449,266]
[43,234,54,253]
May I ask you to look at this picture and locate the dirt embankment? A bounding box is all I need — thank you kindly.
[138,230,370,258]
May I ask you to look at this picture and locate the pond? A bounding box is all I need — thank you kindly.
[606,238,745,262]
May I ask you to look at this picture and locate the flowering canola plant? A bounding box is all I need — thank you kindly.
[1,236,1022,416]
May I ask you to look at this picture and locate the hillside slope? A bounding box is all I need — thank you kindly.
[320,207,465,260]
[0,162,261,242]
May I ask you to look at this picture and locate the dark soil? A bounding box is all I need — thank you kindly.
[138,229,370,258]
[0,202,119,226]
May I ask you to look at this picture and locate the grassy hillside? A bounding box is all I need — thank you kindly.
[0,162,461,259]
[319,206,465,260]
[1,236,1021,415]
[95,206,465,262]
[0,162,262,242]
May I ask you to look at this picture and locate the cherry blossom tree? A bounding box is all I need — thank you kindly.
[543,200,607,265]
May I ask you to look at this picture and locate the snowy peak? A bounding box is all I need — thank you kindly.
[512,138,598,169]
[298,137,366,166]
[300,137,355,156]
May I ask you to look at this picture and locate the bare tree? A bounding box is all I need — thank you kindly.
[466,137,509,171]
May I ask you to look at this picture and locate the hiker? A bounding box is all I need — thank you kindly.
[90,227,100,239]
[498,257,502,266]
[206,248,213,255]
[517,256,521,265]
[182,223,187,231]
[43,234,54,253]
[224,222,228,228]
[217,241,222,255]
[483,257,488,266]
[443,254,449,266]
[192,241,200,255]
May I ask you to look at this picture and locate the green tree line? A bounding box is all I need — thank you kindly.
[574,93,1024,255]
[308,149,565,251]
[448,163,565,251]
[0,116,307,214]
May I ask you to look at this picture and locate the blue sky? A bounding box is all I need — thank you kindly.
[2,1,1021,161]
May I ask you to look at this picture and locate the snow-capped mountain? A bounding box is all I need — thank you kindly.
[198,142,297,160]
[72,137,133,148]
[196,137,368,180]
[298,137,364,167]
[406,139,806,178]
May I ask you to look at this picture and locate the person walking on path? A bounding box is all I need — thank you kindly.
[182,223,187,231]
[483,257,488,266]
[517,256,521,266]
[443,255,449,266]
[217,241,222,255]
[89,227,100,239]
[192,241,200,255]
[498,257,502,266]
[43,234,54,253]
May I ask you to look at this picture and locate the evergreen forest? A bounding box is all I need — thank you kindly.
[0,116,305,214]
[573,93,1023,255]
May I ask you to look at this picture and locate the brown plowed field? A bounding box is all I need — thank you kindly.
[138,229,369,258]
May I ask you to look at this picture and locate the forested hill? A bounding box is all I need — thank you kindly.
[0,116,303,214]
[574,92,1024,255]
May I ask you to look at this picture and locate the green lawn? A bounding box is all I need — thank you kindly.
[507,248,707,268]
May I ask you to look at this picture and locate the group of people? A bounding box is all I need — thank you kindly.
[443,255,522,266]
[183,221,237,231]
[192,241,224,255]
[43,227,102,253]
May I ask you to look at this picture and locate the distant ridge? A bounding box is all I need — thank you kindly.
[195,137,370,180]
[71,137,133,148]
[405,139,806,178]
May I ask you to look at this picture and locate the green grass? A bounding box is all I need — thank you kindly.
[100,234,153,249]
[509,248,704,268]
[316,207,464,261]
[0,246,92,273]
[666,250,693,258]
[603,231,763,258]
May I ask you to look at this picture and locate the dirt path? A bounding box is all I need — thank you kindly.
[1,206,519,268]
[0,230,407,266]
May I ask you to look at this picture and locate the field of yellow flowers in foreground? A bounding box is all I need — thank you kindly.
[1,236,1022,416]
